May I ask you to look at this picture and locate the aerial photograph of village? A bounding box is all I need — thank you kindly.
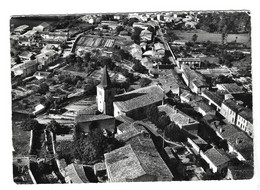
[10,10,253,184]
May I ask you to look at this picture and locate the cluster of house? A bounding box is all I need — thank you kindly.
[11,22,66,78]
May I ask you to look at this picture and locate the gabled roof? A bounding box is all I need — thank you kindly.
[98,65,112,89]
[75,114,114,123]
[202,90,224,107]
[65,163,89,183]
[105,122,173,182]
[114,85,164,113]
[204,148,230,167]
[238,108,253,123]
[40,22,50,28]
[222,99,244,113]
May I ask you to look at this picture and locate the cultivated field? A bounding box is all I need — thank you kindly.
[173,30,250,45]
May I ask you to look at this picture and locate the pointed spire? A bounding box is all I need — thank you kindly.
[100,65,111,88]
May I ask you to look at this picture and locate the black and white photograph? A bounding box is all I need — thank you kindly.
[2,0,259,189]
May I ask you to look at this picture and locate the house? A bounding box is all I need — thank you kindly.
[64,163,89,183]
[154,42,165,56]
[105,122,174,182]
[180,91,202,103]
[18,51,35,61]
[14,25,29,35]
[113,85,164,120]
[33,22,50,32]
[236,108,253,137]
[140,29,152,42]
[129,43,142,60]
[93,162,107,177]
[171,40,187,46]
[187,135,209,154]
[177,58,201,68]
[211,124,253,161]
[75,114,115,134]
[226,163,254,180]
[216,83,245,95]
[201,90,224,112]
[18,30,37,46]
[12,60,38,77]
[181,65,209,94]
[194,101,216,116]
[36,50,60,68]
[33,71,51,80]
[41,31,68,43]
[158,104,200,133]
[220,99,243,125]
[200,147,230,174]
[32,104,45,115]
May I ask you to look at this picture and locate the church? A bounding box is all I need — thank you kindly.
[96,65,165,120]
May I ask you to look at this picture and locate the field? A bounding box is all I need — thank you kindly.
[12,120,31,156]
[173,30,250,45]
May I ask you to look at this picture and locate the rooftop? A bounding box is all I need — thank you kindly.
[202,90,224,107]
[204,148,230,167]
[158,104,199,127]
[238,108,253,123]
[217,83,244,94]
[75,114,114,123]
[65,163,89,183]
[105,124,173,182]
[114,85,164,113]
[98,65,112,89]
[222,99,244,113]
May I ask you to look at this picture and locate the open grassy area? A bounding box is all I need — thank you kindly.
[173,30,250,45]
[12,121,31,156]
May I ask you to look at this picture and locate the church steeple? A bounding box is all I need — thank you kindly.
[96,65,115,116]
[100,65,111,89]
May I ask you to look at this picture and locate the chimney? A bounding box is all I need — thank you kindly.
[236,137,242,145]
[219,127,223,133]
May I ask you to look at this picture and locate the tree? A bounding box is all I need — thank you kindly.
[192,34,198,42]
[139,78,152,87]
[30,54,36,60]
[38,83,49,94]
[157,115,171,130]
[165,122,186,142]
[132,62,147,74]
[14,55,22,64]
[21,118,39,131]
[46,119,61,134]
[115,25,124,34]
[146,104,159,124]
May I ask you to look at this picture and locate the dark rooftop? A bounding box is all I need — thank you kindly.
[98,65,112,89]
[202,90,224,107]
[114,85,164,113]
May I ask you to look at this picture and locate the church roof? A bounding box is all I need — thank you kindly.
[99,65,112,89]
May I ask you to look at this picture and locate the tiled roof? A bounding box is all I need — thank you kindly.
[182,65,208,87]
[204,148,230,167]
[40,22,50,28]
[115,115,135,124]
[158,104,199,127]
[222,99,243,113]
[196,101,214,112]
[238,108,253,123]
[114,85,164,113]
[218,83,244,94]
[65,163,89,183]
[105,123,173,182]
[225,132,253,160]
[202,90,224,107]
[75,114,114,123]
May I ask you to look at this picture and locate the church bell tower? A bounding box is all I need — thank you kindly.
[96,65,115,115]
